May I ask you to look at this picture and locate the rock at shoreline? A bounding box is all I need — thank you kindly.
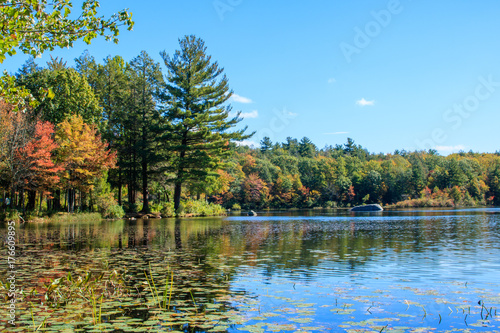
[125,212,161,220]
[350,204,383,212]
[248,210,257,216]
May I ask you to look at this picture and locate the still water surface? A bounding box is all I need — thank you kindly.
[1,208,499,332]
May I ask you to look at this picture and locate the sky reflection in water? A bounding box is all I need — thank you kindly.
[1,208,499,332]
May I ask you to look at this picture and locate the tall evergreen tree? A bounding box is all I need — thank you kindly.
[128,51,164,213]
[100,56,131,206]
[77,53,132,206]
[298,137,316,158]
[75,51,100,92]
[260,137,273,154]
[161,35,252,212]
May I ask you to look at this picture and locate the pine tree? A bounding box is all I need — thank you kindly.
[260,137,273,154]
[298,137,316,158]
[77,53,132,206]
[161,35,252,212]
[128,51,164,213]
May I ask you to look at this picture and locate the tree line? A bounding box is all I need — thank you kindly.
[213,137,500,209]
[0,35,249,217]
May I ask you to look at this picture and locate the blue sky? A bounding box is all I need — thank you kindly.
[3,0,500,155]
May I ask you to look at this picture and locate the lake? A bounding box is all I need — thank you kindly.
[1,208,499,332]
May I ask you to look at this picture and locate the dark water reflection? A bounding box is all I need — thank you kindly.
[1,208,500,332]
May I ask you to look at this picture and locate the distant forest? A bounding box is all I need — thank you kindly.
[220,137,500,209]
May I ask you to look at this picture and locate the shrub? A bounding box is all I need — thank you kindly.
[160,202,175,217]
[178,200,226,217]
[387,197,454,208]
[231,203,242,210]
[0,209,21,222]
[324,201,337,208]
[104,204,125,219]
[96,192,124,219]
[123,202,138,213]
[149,203,163,214]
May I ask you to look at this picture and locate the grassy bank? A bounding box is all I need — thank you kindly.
[159,200,226,218]
[0,210,104,223]
[385,197,454,209]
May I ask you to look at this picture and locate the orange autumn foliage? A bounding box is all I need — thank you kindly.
[55,115,116,191]
[15,121,62,194]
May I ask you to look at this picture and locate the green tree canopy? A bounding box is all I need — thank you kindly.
[161,35,252,211]
[17,66,103,126]
[0,0,133,62]
[1,0,133,109]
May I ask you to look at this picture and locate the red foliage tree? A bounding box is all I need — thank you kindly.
[16,121,61,190]
[243,173,268,206]
[15,121,62,209]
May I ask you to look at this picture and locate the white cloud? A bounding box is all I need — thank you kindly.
[241,110,258,119]
[236,140,258,147]
[231,94,252,104]
[356,98,375,107]
[328,78,336,84]
[324,131,349,135]
[434,145,467,154]
[282,107,298,118]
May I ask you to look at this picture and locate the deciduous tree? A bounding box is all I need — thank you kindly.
[55,115,116,212]
[15,121,62,209]
[1,0,133,108]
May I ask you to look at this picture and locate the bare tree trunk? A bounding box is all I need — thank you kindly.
[118,170,122,206]
[20,188,25,213]
[27,190,36,210]
[174,182,182,212]
[141,159,149,213]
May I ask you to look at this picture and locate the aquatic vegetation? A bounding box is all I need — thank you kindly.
[0,210,499,332]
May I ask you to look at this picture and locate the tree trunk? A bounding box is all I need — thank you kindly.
[54,189,61,211]
[132,144,137,206]
[68,188,75,213]
[174,182,182,212]
[27,190,36,210]
[141,160,149,213]
[118,170,122,206]
[81,191,87,211]
[20,188,25,213]
[10,186,16,209]
[174,138,187,212]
